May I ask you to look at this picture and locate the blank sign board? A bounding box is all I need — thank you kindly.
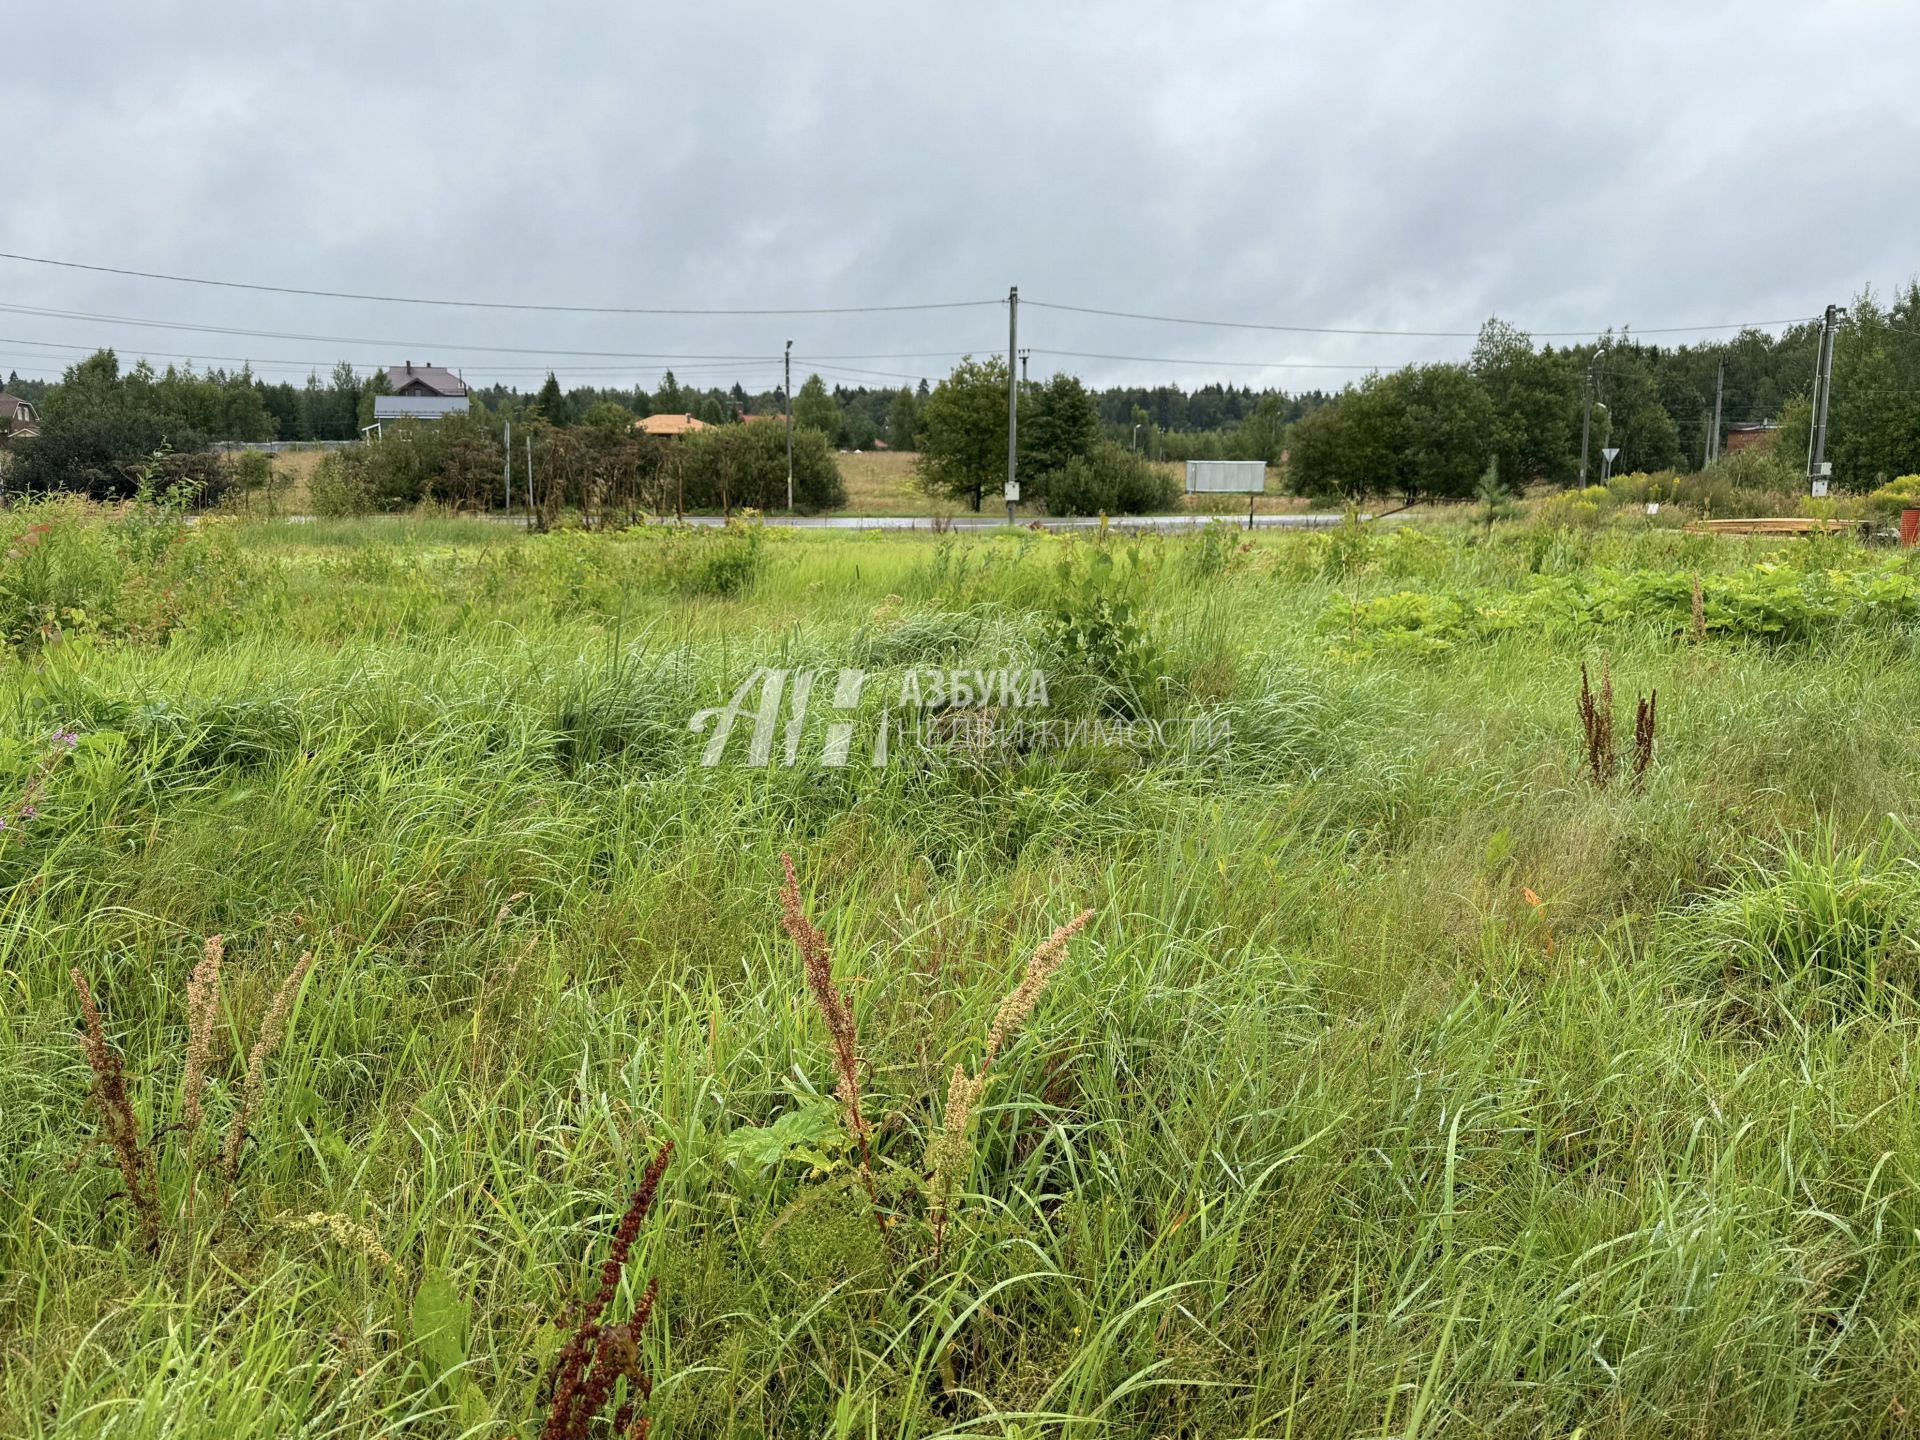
[1186,460,1267,494]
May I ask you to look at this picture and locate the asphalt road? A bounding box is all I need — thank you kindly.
[283,511,1356,532]
[664,512,1350,532]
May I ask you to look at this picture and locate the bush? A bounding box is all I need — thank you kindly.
[1605,470,1680,506]
[1670,469,1737,511]
[1696,446,1799,510]
[1044,542,1165,714]
[1043,442,1181,515]
[1532,491,1606,531]
[1590,454,1811,518]
[1866,474,1920,517]
[674,423,843,512]
[655,516,768,596]
[308,452,376,517]
[359,421,455,509]
[314,414,516,513]
[0,494,270,649]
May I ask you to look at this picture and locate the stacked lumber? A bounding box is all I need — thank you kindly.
[1682,517,1849,536]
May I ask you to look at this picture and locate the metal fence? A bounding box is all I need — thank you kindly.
[210,440,360,455]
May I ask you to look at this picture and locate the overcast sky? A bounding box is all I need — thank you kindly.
[4,0,1916,397]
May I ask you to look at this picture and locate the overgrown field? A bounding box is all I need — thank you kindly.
[10,501,1920,1436]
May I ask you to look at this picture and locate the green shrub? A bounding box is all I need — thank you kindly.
[1605,470,1681,505]
[308,452,377,517]
[1321,590,1489,659]
[1671,468,1736,511]
[1180,521,1247,579]
[1373,524,1451,580]
[1694,446,1798,511]
[1533,491,1606,531]
[1044,542,1165,714]
[0,495,271,649]
[675,423,844,512]
[656,516,768,597]
[0,499,125,647]
[1866,473,1920,516]
[1322,550,1920,659]
[225,451,275,508]
[1043,442,1181,515]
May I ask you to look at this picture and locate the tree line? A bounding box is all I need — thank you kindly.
[1284,287,1920,502]
[7,280,1920,507]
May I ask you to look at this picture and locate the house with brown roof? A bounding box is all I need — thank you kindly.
[374,362,471,422]
[634,413,709,437]
[0,393,40,443]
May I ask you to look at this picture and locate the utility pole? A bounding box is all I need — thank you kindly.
[1578,364,1593,486]
[1808,303,1842,494]
[1019,348,1030,385]
[525,434,533,531]
[784,339,794,512]
[503,418,512,516]
[1005,285,1018,523]
[1709,361,1724,464]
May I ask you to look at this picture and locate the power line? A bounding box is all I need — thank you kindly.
[0,303,789,358]
[0,250,1002,317]
[1024,298,1818,339]
[0,249,1823,340]
[0,302,996,365]
[1030,347,1415,371]
[800,360,932,383]
[0,335,794,378]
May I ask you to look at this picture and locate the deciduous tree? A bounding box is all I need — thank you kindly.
[915,356,1010,509]
[793,375,842,445]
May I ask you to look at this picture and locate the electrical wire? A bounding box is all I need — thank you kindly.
[0,251,1002,317]
[0,248,1822,340]
[0,302,971,362]
[0,306,1000,375]
[0,336,802,381]
[1030,347,1416,371]
[1024,299,1820,339]
[799,360,933,384]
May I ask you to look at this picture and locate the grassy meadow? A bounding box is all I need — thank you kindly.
[9,500,1920,1435]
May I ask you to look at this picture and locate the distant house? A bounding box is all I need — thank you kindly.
[0,392,41,443]
[374,362,471,422]
[741,411,787,427]
[634,413,709,438]
[1725,422,1779,454]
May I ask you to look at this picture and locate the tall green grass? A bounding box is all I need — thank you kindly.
[5,506,1920,1435]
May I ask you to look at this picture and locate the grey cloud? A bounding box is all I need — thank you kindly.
[4,0,1917,394]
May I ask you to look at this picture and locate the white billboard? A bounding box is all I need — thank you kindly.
[1185,460,1267,494]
